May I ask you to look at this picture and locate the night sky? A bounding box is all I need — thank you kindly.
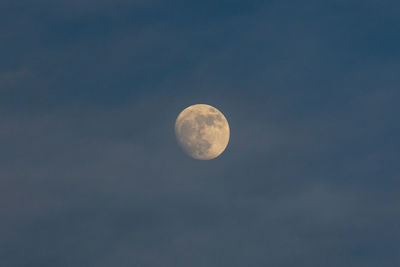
[1,1,400,266]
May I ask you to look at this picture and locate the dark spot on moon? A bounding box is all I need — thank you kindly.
[205,115,217,125]
[179,116,213,157]
[195,114,219,127]
[187,139,211,157]
[180,120,195,140]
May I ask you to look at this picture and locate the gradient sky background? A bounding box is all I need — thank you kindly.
[1,1,399,266]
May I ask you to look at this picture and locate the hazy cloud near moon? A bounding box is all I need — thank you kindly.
[2,90,399,266]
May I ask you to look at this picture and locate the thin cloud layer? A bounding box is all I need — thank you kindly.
[1,0,399,266]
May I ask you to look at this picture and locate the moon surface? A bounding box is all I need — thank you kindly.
[175,104,230,160]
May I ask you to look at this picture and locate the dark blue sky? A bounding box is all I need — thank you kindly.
[1,1,399,266]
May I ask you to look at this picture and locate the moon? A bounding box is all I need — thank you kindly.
[175,104,230,160]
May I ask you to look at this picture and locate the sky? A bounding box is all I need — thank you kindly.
[1,0,399,266]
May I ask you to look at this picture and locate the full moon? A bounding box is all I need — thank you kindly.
[175,104,230,160]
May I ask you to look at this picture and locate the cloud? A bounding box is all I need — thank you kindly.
[1,82,399,266]
[1,0,399,266]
